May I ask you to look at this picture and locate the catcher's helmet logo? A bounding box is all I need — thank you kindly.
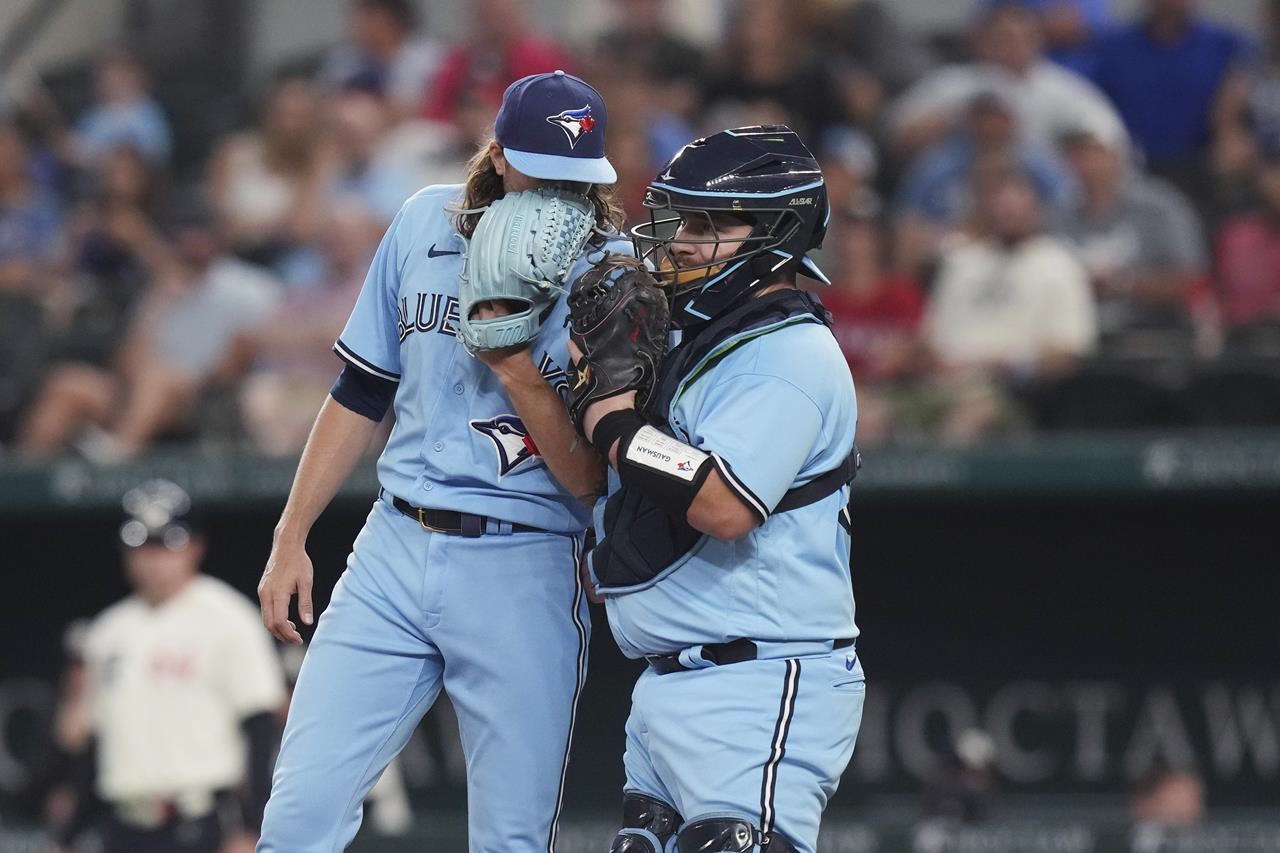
[470,415,542,478]
[546,105,597,149]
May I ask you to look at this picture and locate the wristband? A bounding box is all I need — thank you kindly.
[590,408,646,454]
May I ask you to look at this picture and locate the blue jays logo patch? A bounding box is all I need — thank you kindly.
[470,415,542,478]
[546,105,597,149]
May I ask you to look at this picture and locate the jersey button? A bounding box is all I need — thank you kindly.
[453,383,464,395]
[433,441,444,452]
[423,482,433,491]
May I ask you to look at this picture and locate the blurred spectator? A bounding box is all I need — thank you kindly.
[812,0,936,96]
[209,78,331,268]
[820,125,880,215]
[589,0,703,164]
[1131,765,1206,827]
[324,89,417,224]
[0,121,61,443]
[380,88,496,192]
[893,89,1074,273]
[997,0,1115,76]
[1089,0,1253,191]
[319,0,444,121]
[607,112,664,222]
[921,162,1097,442]
[66,48,172,170]
[52,145,165,368]
[890,2,1124,159]
[1214,151,1280,330]
[423,0,574,125]
[592,0,705,87]
[821,194,925,445]
[239,203,380,455]
[0,122,61,294]
[702,0,849,143]
[18,192,281,462]
[1212,0,1280,192]
[1053,124,1208,345]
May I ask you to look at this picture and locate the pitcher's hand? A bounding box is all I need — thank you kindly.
[258,539,314,644]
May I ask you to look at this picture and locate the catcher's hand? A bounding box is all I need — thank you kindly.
[566,254,670,437]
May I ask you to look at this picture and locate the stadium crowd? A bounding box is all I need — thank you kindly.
[2,0,1280,459]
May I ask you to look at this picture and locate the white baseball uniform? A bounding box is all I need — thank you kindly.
[83,575,286,820]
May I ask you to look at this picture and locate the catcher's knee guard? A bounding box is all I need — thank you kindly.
[761,830,798,852]
[608,793,682,853]
[675,817,798,852]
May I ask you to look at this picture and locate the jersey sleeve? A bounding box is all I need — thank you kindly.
[681,372,826,521]
[217,604,287,718]
[334,205,409,382]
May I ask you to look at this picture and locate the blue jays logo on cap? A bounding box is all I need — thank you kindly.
[494,70,617,184]
[470,415,542,478]
[546,105,597,149]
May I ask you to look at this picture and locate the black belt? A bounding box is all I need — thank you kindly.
[390,495,542,536]
[646,637,856,675]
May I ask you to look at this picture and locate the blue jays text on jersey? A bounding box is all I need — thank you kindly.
[334,183,631,534]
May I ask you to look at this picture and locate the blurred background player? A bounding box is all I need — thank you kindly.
[48,479,286,853]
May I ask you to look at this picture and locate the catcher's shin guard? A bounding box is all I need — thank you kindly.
[608,793,682,853]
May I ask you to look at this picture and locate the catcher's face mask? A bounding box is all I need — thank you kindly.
[631,200,803,307]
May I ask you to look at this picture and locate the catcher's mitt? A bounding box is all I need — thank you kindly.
[458,187,596,353]
[566,254,670,436]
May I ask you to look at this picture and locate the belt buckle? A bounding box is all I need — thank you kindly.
[417,508,448,533]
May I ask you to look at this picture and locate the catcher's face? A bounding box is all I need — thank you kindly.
[634,204,790,300]
[669,213,755,270]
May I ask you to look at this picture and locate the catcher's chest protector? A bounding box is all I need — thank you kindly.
[593,290,846,593]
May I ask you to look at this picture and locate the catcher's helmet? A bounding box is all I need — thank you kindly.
[631,125,830,326]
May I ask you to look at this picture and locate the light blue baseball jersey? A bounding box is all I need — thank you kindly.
[602,316,858,656]
[263,183,609,851]
[335,184,633,534]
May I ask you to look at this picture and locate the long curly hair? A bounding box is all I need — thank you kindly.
[451,137,625,241]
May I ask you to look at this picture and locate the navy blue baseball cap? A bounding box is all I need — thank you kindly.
[495,70,617,185]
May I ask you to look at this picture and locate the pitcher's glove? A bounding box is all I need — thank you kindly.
[457,187,596,353]
[566,254,671,437]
